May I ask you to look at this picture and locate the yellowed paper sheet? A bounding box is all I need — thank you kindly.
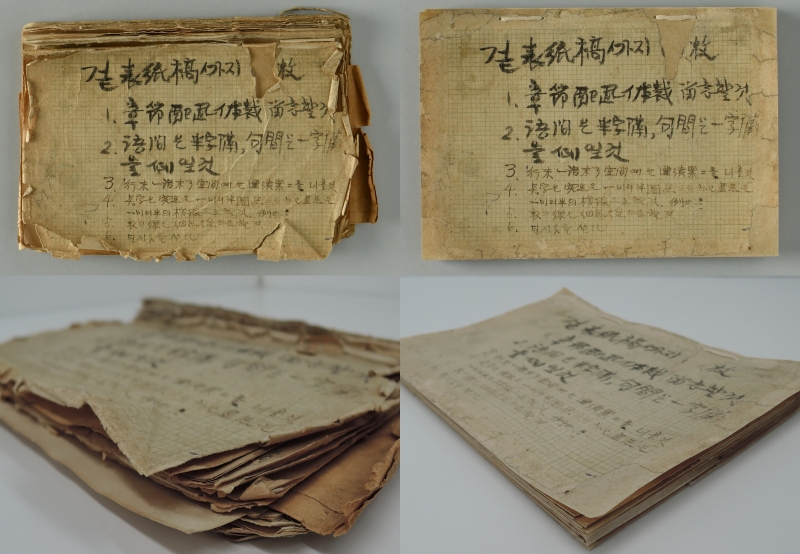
[0,393,399,538]
[401,289,800,518]
[0,312,399,477]
[270,414,400,536]
[0,398,244,534]
[0,299,400,539]
[19,15,377,261]
[420,8,778,259]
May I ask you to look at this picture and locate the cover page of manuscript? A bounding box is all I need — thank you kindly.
[420,8,778,259]
[19,14,377,261]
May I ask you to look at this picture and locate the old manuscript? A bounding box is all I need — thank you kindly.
[420,8,778,259]
[19,12,377,261]
[402,289,800,548]
[0,300,400,540]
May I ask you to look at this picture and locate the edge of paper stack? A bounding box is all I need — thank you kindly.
[0,299,400,540]
[401,289,800,549]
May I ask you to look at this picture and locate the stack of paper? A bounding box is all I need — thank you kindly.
[19,10,376,261]
[0,299,399,540]
[402,289,800,549]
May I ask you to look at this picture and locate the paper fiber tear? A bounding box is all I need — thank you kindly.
[33,224,79,260]
[255,222,286,261]
[650,9,697,80]
[323,49,344,75]
[247,43,279,97]
[346,65,370,128]
[349,131,378,224]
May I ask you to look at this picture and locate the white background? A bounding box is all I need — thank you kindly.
[0,276,400,554]
[401,277,800,554]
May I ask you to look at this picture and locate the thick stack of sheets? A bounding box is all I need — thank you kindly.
[402,289,800,548]
[0,299,400,540]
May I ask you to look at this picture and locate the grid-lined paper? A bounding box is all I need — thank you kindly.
[22,42,355,260]
[402,289,800,517]
[0,322,395,476]
[421,8,778,259]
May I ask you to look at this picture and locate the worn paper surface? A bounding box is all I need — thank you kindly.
[0,392,399,538]
[420,8,778,259]
[270,414,400,536]
[0,398,244,533]
[19,16,377,261]
[0,310,398,476]
[401,289,800,518]
[0,299,400,539]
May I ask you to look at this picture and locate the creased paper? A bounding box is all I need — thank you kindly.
[0,299,399,540]
[19,14,377,261]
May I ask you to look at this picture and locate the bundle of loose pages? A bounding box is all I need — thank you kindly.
[19,10,376,261]
[402,289,800,549]
[0,300,399,540]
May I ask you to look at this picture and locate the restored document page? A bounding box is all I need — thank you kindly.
[420,8,778,259]
[0,300,399,540]
[402,289,800,547]
[19,13,377,261]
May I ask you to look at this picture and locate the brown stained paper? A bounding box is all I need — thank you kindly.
[402,289,800,548]
[420,8,778,259]
[19,14,377,261]
[270,414,400,536]
[0,300,399,540]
